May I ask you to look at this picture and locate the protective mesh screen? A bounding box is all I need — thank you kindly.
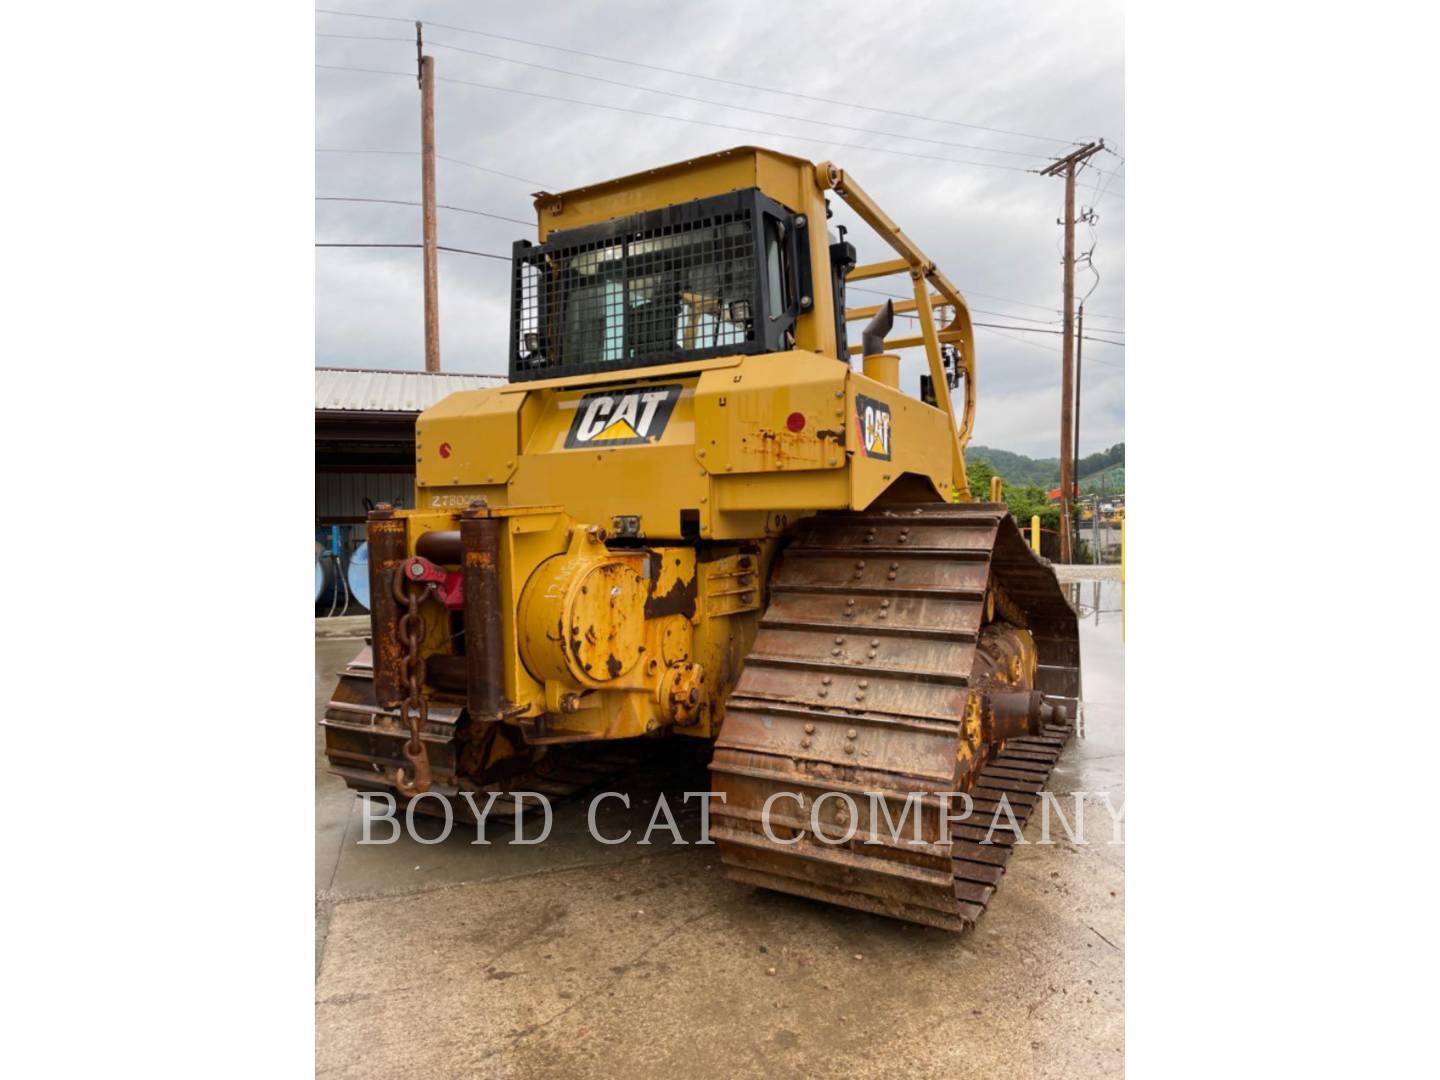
[514,205,758,376]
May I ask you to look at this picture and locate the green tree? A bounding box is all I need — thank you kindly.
[968,441,1124,489]
[966,458,996,501]
[1003,483,1060,533]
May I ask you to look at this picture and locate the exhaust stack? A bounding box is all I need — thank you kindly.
[861,299,894,358]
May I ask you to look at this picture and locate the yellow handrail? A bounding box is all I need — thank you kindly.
[817,161,977,498]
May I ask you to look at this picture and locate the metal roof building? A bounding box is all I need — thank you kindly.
[314,367,504,414]
[315,368,506,525]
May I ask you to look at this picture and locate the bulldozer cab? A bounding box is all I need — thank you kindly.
[506,146,977,493]
[510,147,860,380]
[511,187,820,380]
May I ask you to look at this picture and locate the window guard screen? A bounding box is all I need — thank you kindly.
[509,188,801,381]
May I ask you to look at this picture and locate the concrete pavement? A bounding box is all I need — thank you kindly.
[314,582,1125,1078]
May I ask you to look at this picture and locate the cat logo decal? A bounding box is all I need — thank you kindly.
[854,394,892,461]
[565,385,683,449]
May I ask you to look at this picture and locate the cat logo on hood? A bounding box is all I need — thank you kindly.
[565,385,683,449]
[854,393,892,461]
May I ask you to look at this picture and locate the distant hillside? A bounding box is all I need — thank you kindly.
[1078,462,1125,497]
[968,443,1124,489]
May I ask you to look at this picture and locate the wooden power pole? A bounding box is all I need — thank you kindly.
[1041,140,1103,562]
[1073,301,1084,495]
[417,23,440,373]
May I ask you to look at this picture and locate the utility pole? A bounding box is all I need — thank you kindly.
[1041,139,1103,562]
[1073,201,1098,527]
[1073,301,1084,496]
[417,22,440,373]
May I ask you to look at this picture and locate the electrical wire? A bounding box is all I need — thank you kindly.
[316,146,549,187]
[316,58,1123,317]
[317,32,1071,164]
[1072,155,1124,340]
[316,242,511,260]
[848,284,1123,337]
[977,323,1061,353]
[316,242,1122,345]
[1083,153,1124,211]
[973,323,1123,367]
[314,27,1125,362]
[856,282,1122,322]
[317,63,1042,175]
[1078,184,1103,312]
[316,195,532,225]
[849,285,1063,327]
[315,8,1085,148]
[974,322,1124,347]
[316,187,1127,330]
[887,304,1122,347]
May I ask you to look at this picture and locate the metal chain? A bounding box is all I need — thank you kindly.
[392,570,434,796]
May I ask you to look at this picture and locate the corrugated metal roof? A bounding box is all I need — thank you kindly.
[315,368,507,413]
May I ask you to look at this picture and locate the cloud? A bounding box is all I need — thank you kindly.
[316,0,1123,456]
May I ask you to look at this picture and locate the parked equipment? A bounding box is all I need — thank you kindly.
[345,541,370,611]
[315,526,354,617]
[322,147,1079,931]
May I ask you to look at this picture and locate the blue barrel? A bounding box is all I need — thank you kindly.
[315,540,331,603]
[347,541,371,611]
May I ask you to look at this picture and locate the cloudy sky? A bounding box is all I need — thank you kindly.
[315,0,1124,459]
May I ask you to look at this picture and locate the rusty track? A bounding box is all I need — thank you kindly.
[322,646,646,820]
[709,502,1080,931]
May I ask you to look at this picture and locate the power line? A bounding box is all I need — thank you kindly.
[316,147,548,187]
[849,284,1123,336]
[317,63,1041,175]
[315,8,1084,148]
[849,285,1062,327]
[435,245,511,260]
[317,31,1070,165]
[314,242,1121,339]
[314,52,1123,354]
[316,61,1123,306]
[979,324,1065,356]
[887,302,1124,347]
[1039,146,1124,199]
[316,242,510,261]
[312,255,1125,366]
[971,324,1122,366]
[968,309,1062,327]
[929,287,1066,316]
[317,61,414,77]
[438,153,548,188]
[316,152,1127,329]
[848,282,1123,326]
[967,321,1123,347]
[1086,154,1124,209]
[1075,159,1119,337]
[316,242,1120,341]
[317,194,531,225]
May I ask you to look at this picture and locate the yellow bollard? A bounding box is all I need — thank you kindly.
[1031,514,1041,554]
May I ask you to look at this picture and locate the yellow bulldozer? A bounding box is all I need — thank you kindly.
[323,146,1079,931]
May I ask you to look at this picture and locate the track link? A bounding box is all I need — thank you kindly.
[321,645,645,820]
[709,502,1080,931]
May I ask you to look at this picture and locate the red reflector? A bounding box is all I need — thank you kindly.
[439,442,451,458]
[786,412,806,433]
